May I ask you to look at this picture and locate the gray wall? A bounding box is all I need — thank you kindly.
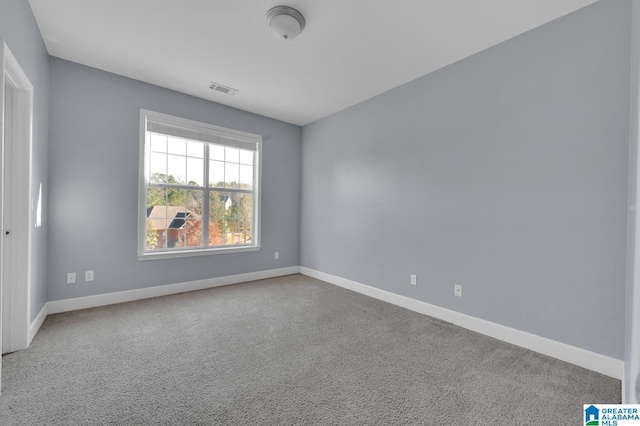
[48,58,301,301]
[0,0,50,321]
[301,0,631,359]
[3,0,631,362]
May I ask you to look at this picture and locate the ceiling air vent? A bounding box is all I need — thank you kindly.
[209,82,238,95]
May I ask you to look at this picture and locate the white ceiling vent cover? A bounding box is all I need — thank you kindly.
[209,82,238,95]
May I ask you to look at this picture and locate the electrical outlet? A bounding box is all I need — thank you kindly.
[85,270,94,282]
[274,252,279,260]
[454,284,463,298]
[410,275,417,285]
[67,272,76,284]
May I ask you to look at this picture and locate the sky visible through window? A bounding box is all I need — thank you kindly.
[148,133,253,188]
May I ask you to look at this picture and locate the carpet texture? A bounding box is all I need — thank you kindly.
[0,274,620,425]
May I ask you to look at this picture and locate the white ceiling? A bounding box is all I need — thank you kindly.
[29,0,598,126]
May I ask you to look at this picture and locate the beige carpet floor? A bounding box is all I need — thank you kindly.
[0,274,620,425]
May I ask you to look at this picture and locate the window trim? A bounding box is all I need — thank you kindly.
[137,109,262,260]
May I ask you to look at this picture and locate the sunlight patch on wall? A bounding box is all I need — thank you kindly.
[36,182,42,227]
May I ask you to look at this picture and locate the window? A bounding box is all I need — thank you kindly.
[138,109,261,260]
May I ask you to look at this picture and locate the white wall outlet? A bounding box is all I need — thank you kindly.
[67,272,76,284]
[274,252,279,260]
[454,284,463,297]
[85,270,94,282]
[410,275,417,285]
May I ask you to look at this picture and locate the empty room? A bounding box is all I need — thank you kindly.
[1,0,639,424]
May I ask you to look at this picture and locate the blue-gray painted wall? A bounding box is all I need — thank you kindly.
[47,58,301,301]
[1,0,634,361]
[0,0,50,321]
[301,0,631,359]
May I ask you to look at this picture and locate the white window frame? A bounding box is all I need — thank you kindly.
[137,109,262,260]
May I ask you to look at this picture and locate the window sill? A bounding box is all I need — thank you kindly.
[138,245,260,261]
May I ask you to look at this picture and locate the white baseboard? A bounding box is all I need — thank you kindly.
[47,266,300,314]
[299,266,623,380]
[35,265,624,380]
[29,303,48,345]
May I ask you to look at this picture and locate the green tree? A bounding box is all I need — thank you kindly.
[147,173,186,208]
[222,192,252,242]
[146,220,158,249]
[225,195,239,236]
[186,189,202,215]
[238,193,252,242]
[210,192,228,242]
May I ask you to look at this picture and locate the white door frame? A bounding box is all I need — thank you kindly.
[626,0,640,404]
[0,40,33,363]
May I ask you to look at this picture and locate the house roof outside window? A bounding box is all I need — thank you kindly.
[146,206,199,231]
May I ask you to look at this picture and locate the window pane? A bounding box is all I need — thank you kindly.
[224,193,253,245]
[225,163,239,188]
[239,165,253,189]
[210,191,231,245]
[186,157,204,186]
[210,191,230,220]
[166,192,187,249]
[208,219,224,246]
[149,152,167,182]
[229,219,241,243]
[186,190,203,220]
[225,192,239,244]
[209,160,224,187]
[146,188,168,250]
[167,154,186,184]
[225,147,240,163]
[185,219,202,248]
[237,192,253,244]
[150,133,167,153]
[147,187,167,208]
[167,137,186,155]
[166,228,182,248]
[239,218,252,244]
[152,189,201,249]
[162,190,202,249]
[187,141,204,158]
[239,150,253,165]
[210,144,224,161]
[166,188,187,207]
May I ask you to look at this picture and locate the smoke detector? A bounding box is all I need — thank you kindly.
[266,6,305,41]
[209,82,238,95]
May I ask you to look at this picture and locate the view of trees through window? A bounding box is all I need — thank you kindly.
[145,132,255,251]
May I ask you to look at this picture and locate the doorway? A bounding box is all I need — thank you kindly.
[1,82,10,355]
[0,41,34,393]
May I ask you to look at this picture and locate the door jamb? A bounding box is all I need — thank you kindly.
[0,40,34,358]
